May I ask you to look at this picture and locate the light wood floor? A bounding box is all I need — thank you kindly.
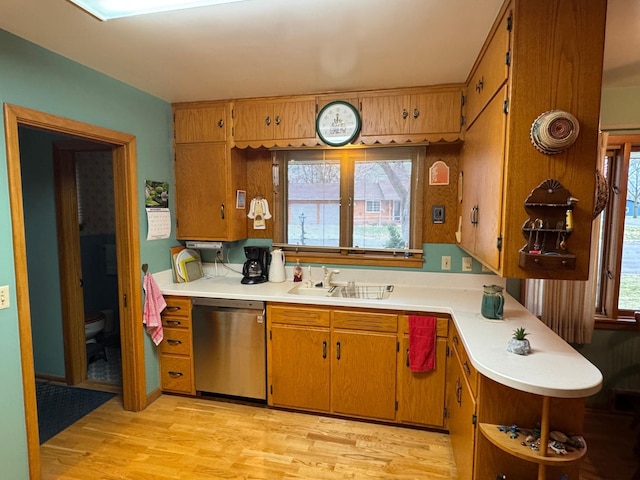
[40,395,457,479]
[39,394,640,480]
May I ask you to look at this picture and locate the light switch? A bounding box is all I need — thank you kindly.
[0,285,9,309]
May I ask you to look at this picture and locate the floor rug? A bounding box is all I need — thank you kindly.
[36,382,116,444]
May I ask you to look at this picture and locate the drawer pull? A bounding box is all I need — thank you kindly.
[167,339,182,346]
[413,108,420,119]
[166,320,182,326]
[165,306,181,312]
[402,108,409,119]
[168,371,183,378]
[463,361,471,375]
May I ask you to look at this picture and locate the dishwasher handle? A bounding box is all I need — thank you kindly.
[192,297,265,311]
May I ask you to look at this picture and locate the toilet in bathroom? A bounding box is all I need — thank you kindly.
[84,311,106,343]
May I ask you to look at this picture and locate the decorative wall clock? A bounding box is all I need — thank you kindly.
[316,101,361,147]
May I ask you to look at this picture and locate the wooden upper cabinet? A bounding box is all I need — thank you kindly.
[360,87,463,141]
[174,103,228,143]
[464,7,511,129]
[233,97,316,146]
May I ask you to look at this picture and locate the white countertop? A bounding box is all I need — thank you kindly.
[155,264,603,399]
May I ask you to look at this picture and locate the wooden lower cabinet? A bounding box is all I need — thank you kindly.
[447,324,587,479]
[268,303,449,427]
[269,323,330,412]
[158,296,195,395]
[397,315,449,428]
[331,328,397,420]
[447,335,477,480]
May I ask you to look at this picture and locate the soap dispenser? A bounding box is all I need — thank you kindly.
[293,259,303,282]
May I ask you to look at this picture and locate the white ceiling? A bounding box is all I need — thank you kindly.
[0,0,637,104]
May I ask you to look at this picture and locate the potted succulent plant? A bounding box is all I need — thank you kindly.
[507,327,531,355]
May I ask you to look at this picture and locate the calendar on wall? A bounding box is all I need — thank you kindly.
[145,179,171,240]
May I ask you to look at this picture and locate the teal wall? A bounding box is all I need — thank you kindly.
[0,29,175,478]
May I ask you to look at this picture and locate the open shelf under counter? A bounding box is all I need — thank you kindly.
[478,423,587,466]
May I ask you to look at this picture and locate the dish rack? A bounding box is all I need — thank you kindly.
[331,284,394,300]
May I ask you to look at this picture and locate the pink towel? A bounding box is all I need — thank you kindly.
[408,315,437,372]
[143,272,166,346]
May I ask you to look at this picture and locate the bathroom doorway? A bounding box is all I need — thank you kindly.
[53,140,122,389]
[5,103,146,479]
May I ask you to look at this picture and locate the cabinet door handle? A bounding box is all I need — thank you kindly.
[476,77,484,92]
[275,115,281,125]
[265,115,271,126]
[221,203,225,220]
[336,341,341,360]
[217,119,224,128]
[402,108,409,119]
[413,108,420,119]
[456,379,462,406]
[168,371,183,378]
[453,335,459,346]
[322,341,327,359]
[406,348,410,367]
[167,339,182,346]
[463,361,471,376]
[166,320,182,326]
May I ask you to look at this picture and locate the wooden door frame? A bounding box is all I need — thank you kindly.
[3,103,147,480]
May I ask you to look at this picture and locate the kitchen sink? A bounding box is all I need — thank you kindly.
[287,283,394,300]
[287,285,333,296]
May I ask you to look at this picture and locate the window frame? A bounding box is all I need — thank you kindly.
[595,134,640,329]
[272,146,425,268]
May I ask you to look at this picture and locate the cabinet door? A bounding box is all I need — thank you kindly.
[397,334,447,427]
[270,324,330,412]
[447,348,477,480]
[465,7,511,128]
[174,104,227,143]
[360,94,408,136]
[233,101,272,142]
[331,330,397,420]
[272,99,316,140]
[409,91,461,135]
[458,85,507,270]
[174,143,228,239]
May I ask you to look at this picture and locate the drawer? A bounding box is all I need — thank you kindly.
[160,356,194,394]
[400,315,449,337]
[268,304,330,327]
[158,328,192,356]
[450,328,478,397]
[332,309,397,333]
[161,315,192,330]
[163,296,191,318]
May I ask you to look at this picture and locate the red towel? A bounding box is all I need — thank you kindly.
[143,272,166,346]
[408,315,437,372]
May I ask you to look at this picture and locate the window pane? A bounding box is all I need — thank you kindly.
[619,151,640,310]
[353,152,412,249]
[286,151,340,246]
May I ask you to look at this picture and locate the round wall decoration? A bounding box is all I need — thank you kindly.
[316,101,361,147]
[530,110,580,155]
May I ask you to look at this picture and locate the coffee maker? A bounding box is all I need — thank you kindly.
[241,246,269,284]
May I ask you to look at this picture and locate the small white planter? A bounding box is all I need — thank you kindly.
[507,338,531,355]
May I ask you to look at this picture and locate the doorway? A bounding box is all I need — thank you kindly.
[4,103,147,480]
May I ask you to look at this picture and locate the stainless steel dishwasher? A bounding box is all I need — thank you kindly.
[192,298,266,400]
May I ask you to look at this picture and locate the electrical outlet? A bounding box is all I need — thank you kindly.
[441,256,451,271]
[462,257,473,272]
[0,285,9,309]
